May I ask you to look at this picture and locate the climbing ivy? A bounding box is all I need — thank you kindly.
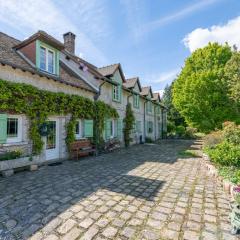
[0,79,118,154]
[123,103,135,147]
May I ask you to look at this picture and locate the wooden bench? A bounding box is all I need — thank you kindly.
[70,139,96,160]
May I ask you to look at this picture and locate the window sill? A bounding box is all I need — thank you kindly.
[75,137,87,140]
[1,141,28,147]
[112,99,121,103]
[38,68,58,77]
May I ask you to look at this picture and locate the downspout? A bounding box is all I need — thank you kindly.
[94,81,106,155]
[143,99,146,142]
[154,104,157,141]
[161,107,164,139]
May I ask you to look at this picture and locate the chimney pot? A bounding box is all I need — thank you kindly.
[63,32,76,54]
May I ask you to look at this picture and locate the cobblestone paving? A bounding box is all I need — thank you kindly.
[0,140,238,240]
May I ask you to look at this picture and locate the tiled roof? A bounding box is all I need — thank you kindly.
[152,92,160,101]
[0,32,96,92]
[63,50,103,79]
[14,30,64,50]
[0,32,34,72]
[98,63,119,77]
[140,86,150,96]
[124,77,138,89]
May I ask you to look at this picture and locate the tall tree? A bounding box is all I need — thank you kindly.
[162,83,185,126]
[224,51,240,108]
[172,43,237,132]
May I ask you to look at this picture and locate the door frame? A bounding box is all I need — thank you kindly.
[45,117,60,160]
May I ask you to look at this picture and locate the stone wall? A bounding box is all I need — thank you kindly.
[0,65,94,99]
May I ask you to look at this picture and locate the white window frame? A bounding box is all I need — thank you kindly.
[40,46,55,74]
[147,101,152,113]
[113,85,121,102]
[133,94,139,108]
[110,120,115,138]
[6,115,22,143]
[75,119,83,139]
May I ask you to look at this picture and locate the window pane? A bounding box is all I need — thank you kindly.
[75,122,79,135]
[46,121,56,149]
[7,118,18,137]
[48,50,54,73]
[40,47,46,70]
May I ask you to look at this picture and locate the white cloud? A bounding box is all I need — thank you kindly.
[184,16,240,52]
[120,0,147,41]
[56,0,110,41]
[0,0,108,65]
[150,68,180,84]
[140,0,219,36]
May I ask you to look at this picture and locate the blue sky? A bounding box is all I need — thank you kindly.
[1,0,240,95]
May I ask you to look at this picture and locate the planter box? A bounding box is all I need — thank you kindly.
[0,155,41,171]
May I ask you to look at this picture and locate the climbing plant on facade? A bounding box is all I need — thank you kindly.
[0,79,118,154]
[123,103,135,147]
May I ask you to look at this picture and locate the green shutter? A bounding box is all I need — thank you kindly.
[84,120,93,137]
[36,40,40,69]
[117,119,122,139]
[119,86,122,103]
[112,86,115,101]
[0,114,7,144]
[55,50,60,76]
[105,119,112,140]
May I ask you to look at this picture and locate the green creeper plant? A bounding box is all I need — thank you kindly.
[0,79,118,154]
[123,103,135,147]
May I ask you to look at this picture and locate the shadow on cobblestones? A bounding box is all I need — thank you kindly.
[0,140,195,239]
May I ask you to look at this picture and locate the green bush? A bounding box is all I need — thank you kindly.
[222,121,240,145]
[0,150,22,161]
[218,166,240,185]
[167,121,176,133]
[175,125,185,136]
[203,130,223,149]
[145,137,154,143]
[206,141,240,167]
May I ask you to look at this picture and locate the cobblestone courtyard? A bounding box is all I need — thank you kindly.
[0,140,237,240]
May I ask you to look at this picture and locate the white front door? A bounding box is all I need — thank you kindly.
[46,118,60,160]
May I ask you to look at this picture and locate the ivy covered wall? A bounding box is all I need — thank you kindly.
[0,79,118,155]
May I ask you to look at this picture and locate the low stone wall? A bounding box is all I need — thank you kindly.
[202,153,236,200]
[0,143,31,156]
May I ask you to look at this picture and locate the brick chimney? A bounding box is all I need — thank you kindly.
[63,32,76,54]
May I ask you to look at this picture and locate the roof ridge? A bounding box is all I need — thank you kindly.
[126,77,138,81]
[98,63,119,69]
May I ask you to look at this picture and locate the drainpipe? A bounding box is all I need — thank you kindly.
[154,104,157,141]
[161,107,164,139]
[94,81,106,155]
[143,99,146,142]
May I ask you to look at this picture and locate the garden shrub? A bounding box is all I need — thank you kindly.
[184,127,198,139]
[218,166,240,185]
[175,125,185,136]
[0,150,22,161]
[206,141,240,167]
[222,121,240,145]
[203,130,223,149]
[167,121,176,133]
[145,137,154,143]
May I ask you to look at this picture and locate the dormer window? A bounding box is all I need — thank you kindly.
[40,46,55,74]
[36,40,59,75]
